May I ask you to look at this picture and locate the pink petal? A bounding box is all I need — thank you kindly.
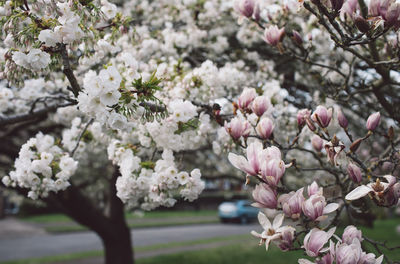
[228,153,255,175]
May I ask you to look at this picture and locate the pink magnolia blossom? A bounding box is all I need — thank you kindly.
[302,194,339,221]
[308,181,322,196]
[228,141,266,176]
[347,163,362,183]
[261,158,285,187]
[264,25,285,46]
[237,88,257,110]
[252,183,277,209]
[359,252,384,264]
[345,175,399,206]
[342,225,363,244]
[278,187,305,219]
[312,135,324,152]
[251,96,270,116]
[324,141,345,166]
[366,112,380,131]
[312,106,332,128]
[335,239,362,264]
[303,227,336,257]
[340,0,359,19]
[337,108,348,129]
[234,0,259,19]
[256,117,274,139]
[277,226,296,251]
[297,109,311,128]
[224,117,251,140]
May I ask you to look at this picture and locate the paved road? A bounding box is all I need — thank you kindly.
[0,223,258,262]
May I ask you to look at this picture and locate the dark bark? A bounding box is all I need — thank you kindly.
[45,166,134,264]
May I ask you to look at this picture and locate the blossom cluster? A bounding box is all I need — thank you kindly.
[108,144,204,210]
[2,133,78,200]
[299,225,383,264]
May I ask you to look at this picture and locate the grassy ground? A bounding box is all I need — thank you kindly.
[0,234,250,264]
[139,218,400,264]
[20,210,219,233]
[4,218,400,264]
[137,243,302,264]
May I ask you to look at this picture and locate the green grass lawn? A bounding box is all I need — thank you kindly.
[20,210,219,233]
[137,218,400,264]
[21,210,218,223]
[4,218,400,264]
[137,243,302,264]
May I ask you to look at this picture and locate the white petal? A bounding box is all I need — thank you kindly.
[298,259,315,264]
[345,185,372,200]
[376,255,384,264]
[272,213,284,229]
[323,203,339,214]
[258,212,271,230]
[251,230,261,238]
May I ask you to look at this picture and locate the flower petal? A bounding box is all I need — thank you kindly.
[258,212,271,230]
[323,203,339,214]
[272,213,284,229]
[228,153,255,175]
[298,259,315,264]
[345,185,372,200]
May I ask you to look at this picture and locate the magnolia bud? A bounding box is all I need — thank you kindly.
[297,109,311,128]
[347,163,362,183]
[238,88,257,110]
[337,108,348,129]
[251,96,270,116]
[311,135,324,152]
[306,117,316,131]
[312,106,332,128]
[354,15,370,33]
[350,138,363,152]
[235,0,256,18]
[256,117,274,139]
[291,30,303,46]
[264,25,285,46]
[366,112,380,131]
[330,0,344,11]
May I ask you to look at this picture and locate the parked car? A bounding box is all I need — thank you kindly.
[218,200,259,224]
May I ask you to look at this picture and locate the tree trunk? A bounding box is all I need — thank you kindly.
[102,222,134,264]
[46,166,135,264]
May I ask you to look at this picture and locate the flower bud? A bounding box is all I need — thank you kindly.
[291,30,303,46]
[350,138,363,152]
[252,184,277,209]
[311,135,324,152]
[264,25,285,46]
[306,117,316,131]
[235,0,257,18]
[337,108,348,129]
[224,117,251,140]
[347,163,362,183]
[330,0,344,11]
[251,96,270,116]
[237,88,257,110]
[354,15,370,33]
[366,112,380,131]
[312,106,332,128]
[297,109,311,128]
[342,225,363,244]
[256,117,274,139]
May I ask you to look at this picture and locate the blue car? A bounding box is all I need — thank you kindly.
[218,200,259,224]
